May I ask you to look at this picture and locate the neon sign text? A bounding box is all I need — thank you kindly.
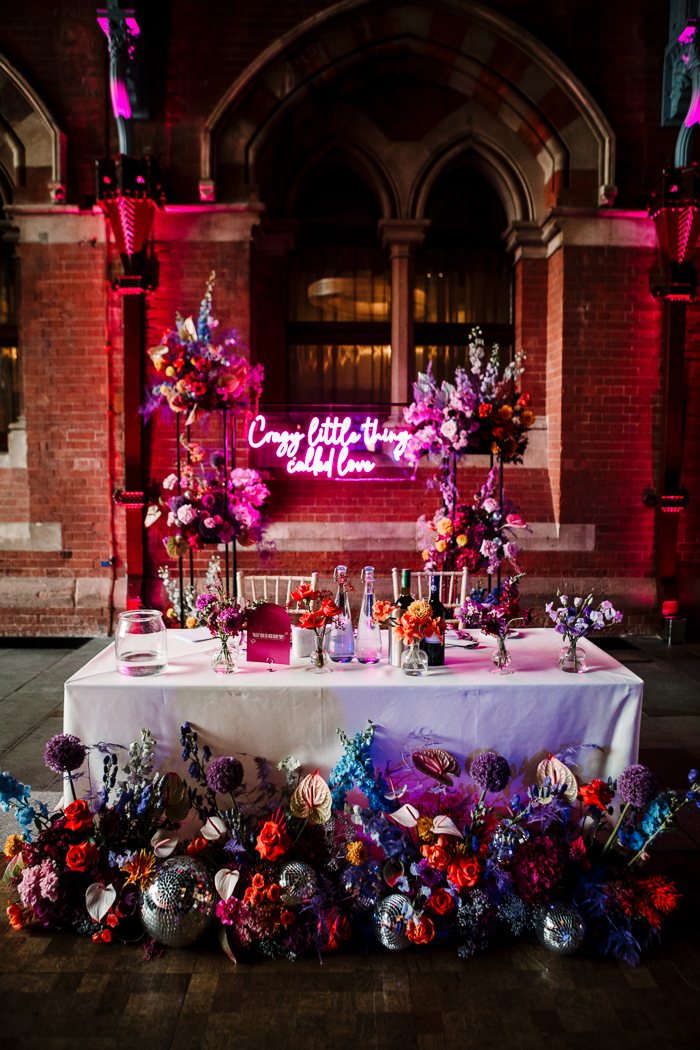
[247,414,411,480]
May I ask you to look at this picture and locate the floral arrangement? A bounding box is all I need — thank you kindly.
[546,592,624,641]
[402,327,535,468]
[142,272,263,425]
[287,584,342,667]
[372,599,445,647]
[418,467,529,574]
[195,575,246,672]
[455,575,530,638]
[159,555,221,628]
[152,439,270,559]
[4,724,697,967]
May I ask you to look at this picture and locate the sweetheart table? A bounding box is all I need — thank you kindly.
[63,628,642,799]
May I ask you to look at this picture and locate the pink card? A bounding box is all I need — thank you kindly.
[246,603,292,664]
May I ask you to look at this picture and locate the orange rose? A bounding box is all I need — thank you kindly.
[426,888,455,915]
[407,916,435,944]
[372,601,396,623]
[243,886,263,907]
[447,856,481,890]
[255,819,291,861]
[299,610,326,630]
[65,841,99,872]
[290,584,319,603]
[63,800,93,832]
[320,598,341,618]
[252,873,266,890]
[420,843,450,870]
[578,779,614,809]
[267,883,281,902]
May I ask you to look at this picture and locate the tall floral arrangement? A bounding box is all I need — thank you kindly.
[142,272,263,424]
[151,439,270,559]
[418,466,529,574]
[402,327,535,468]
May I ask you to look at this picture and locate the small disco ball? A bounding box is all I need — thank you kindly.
[339,860,383,913]
[278,861,318,908]
[535,902,586,955]
[491,822,529,862]
[140,856,216,948]
[373,893,411,950]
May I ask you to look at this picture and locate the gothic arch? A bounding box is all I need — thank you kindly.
[202,0,616,217]
[0,52,66,203]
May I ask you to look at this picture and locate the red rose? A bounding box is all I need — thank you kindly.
[267,883,281,903]
[280,909,295,927]
[478,403,492,417]
[65,841,99,872]
[106,913,119,928]
[447,856,481,890]
[420,843,450,870]
[578,779,614,810]
[299,610,326,630]
[426,888,455,915]
[407,917,435,944]
[290,584,319,603]
[255,819,291,861]
[320,598,341,618]
[63,800,93,832]
[101,929,112,943]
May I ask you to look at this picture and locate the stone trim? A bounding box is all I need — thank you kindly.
[0,418,27,470]
[0,576,125,608]
[0,523,62,551]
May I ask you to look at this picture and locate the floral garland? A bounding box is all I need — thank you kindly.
[402,327,535,468]
[151,439,270,559]
[142,272,263,424]
[3,725,697,967]
[418,467,529,574]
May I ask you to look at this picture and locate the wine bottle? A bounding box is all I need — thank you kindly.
[390,568,413,667]
[356,565,382,664]
[327,564,355,663]
[421,573,445,666]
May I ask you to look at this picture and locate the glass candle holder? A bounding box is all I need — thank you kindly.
[115,610,168,677]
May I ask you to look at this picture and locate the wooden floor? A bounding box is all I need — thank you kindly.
[2,853,699,1050]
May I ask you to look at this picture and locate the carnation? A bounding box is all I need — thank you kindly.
[470,752,511,794]
[44,733,87,774]
[206,756,244,795]
[618,764,659,809]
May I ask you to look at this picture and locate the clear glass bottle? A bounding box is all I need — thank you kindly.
[420,574,445,666]
[390,568,413,667]
[356,565,382,664]
[327,564,355,663]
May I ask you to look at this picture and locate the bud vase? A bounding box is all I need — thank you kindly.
[558,640,587,673]
[401,639,428,677]
[309,637,331,673]
[491,636,513,675]
[211,637,239,674]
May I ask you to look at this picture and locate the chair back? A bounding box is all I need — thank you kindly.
[236,573,320,616]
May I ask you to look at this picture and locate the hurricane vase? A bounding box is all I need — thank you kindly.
[116,609,167,676]
[558,640,587,673]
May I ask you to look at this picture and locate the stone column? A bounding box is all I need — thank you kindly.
[379,219,430,406]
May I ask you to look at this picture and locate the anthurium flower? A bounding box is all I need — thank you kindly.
[290,769,332,824]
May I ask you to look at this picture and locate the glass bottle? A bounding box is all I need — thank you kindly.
[390,568,413,667]
[420,574,445,667]
[356,565,382,664]
[327,564,355,663]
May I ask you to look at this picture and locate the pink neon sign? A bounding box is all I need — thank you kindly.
[247,413,411,480]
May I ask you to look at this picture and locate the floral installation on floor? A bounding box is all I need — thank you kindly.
[150,437,270,560]
[402,327,535,469]
[142,271,263,425]
[417,466,530,574]
[3,721,696,966]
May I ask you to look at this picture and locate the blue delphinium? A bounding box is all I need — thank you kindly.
[328,722,397,813]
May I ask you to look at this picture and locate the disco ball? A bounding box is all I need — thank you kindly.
[490,821,529,862]
[140,856,216,948]
[339,860,383,913]
[373,893,411,950]
[535,902,586,955]
[278,861,318,908]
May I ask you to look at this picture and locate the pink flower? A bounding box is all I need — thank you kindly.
[177,504,197,524]
[162,474,179,491]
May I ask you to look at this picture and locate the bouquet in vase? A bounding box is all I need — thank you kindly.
[455,575,530,673]
[196,576,246,673]
[287,584,342,673]
[546,592,623,673]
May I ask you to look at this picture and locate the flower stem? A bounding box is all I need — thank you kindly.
[600,801,629,858]
[627,798,688,867]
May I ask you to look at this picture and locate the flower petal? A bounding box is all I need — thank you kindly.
[390,803,420,827]
[431,815,462,837]
[86,882,116,923]
[215,869,240,902]
[202,815,227,841]
[536,754,578,804]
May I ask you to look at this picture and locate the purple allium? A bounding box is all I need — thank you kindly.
[206,756,243,795]
[617,764,659,808]
[44,733,87,774]
[470,752,511,794]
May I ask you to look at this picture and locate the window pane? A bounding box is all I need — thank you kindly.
[0,346,19,451]
[288,344,391,404]
[289,247,391,322]
[414,249,511,323]
[415,343,512,386]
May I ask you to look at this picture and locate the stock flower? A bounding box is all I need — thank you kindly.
[63,799,93,832]
[44,733,87,774]
[206,756,243,795]
[255,817,291,861]
[66,842,99,872]
[618,765,658,809]
[447,856,481,890]
[578,779,614,809]
[346,841,368,866]
[121,850,156,888]
[407,916,434,944]
[426,888,455,915]
[436,517,453,536]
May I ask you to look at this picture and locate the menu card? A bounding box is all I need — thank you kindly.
[246,603,292,665]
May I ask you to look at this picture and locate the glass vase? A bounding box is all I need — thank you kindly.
[559,640,587,673]
[115,610,167,676]
[400,640,429,677]
[211,637,239,674]
[309,638,331,674]
[491,636,513,675]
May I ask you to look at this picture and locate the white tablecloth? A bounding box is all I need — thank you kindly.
[64,629,642,798]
